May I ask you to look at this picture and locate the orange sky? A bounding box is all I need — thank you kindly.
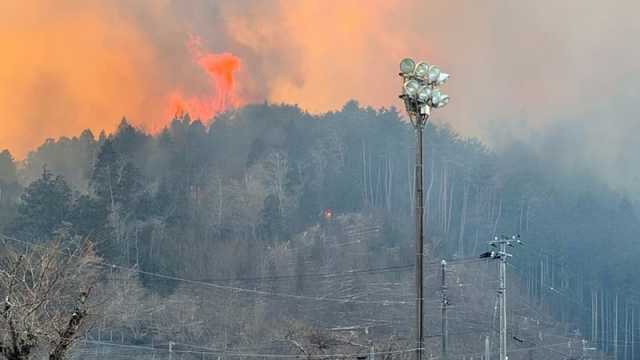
[2,0,640,163]
[0,1,157,157]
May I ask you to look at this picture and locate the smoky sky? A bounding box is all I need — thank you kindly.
[0,0,638,195]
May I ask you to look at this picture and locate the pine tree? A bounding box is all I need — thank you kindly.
[90,139,120,208]
[10,167,72,241]
[0,150,20,231]
[0,149,18,185]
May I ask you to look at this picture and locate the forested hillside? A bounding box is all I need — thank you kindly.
[1,101,638,359]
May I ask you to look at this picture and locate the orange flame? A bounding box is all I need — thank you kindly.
[164,36,241,125]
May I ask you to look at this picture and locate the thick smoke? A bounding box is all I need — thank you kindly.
[0,0,638,194]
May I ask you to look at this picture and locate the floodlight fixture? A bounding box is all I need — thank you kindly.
[436,94,449,108]
[431,89,442,105]
[427,66,441,83]
[403,79,421,97]
[414,62,430,80]
[400,58,416,76]
[436,72,450,85]
[417,85,432,103]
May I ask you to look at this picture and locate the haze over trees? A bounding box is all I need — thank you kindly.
[0,101,638,359]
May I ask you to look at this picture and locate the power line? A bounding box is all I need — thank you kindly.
[193,256,489,283]
[3,232,594,359]
[105,258,487,284]
[133,263,415,283]
[455,341,575,359]
[100,262,413,305]
[81,340,421,358]
[2,234,489,306]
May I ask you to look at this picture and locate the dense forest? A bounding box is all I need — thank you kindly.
[1,101,638,359]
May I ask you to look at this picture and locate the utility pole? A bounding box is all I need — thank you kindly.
[369,340,375,360]
[441,260,448,360]
[582,339,596,360]
[366,326,374,360]
[484,336,491,360]
[488,234,522,360]
[499,240,507,360]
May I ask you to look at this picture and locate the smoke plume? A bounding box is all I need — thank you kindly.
[1,0,639,194]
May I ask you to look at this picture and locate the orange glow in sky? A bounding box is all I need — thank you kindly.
[2,0,640,160]
[163,36,241,130]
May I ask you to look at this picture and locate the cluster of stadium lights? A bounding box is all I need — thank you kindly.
[399,58,450,116]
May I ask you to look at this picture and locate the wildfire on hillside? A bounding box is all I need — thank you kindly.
[163,35,241,125]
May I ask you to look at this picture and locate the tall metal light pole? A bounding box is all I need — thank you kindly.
[398,58,450,360]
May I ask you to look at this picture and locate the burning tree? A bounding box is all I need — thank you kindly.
[0,237,102,360]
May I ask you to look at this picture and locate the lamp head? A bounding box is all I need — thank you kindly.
[427,66,441,83]
[436,72,450,85]
[417,85,432,103]
[400,58,416,76]
[430,89,442,105]
[403,79,420,97]
[436,94,449,108]
[414,62,430,80]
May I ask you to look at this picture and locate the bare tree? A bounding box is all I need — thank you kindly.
[0,238,102,360]
[281,321,369,359]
